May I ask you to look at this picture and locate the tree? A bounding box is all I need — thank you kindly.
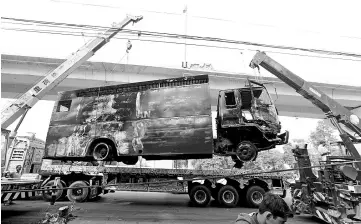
[258,150,285,171]
[309,120,338,149]
[282,143,296,168]
[241,150,289,173]
[191,155,234,170]
[302,120,347,176]
[309,120,344,160]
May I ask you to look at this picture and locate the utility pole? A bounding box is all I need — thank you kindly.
[182,5,188,68]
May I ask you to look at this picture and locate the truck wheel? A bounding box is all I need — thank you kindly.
[93,142,112,161]
[236,141,257,162]
[67,181,89,203]
[246,186,266,208]
[189,185,211,207]
[42,180,64,202]
[217,185,239,208]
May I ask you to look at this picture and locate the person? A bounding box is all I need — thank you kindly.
[8,165,22,178]
[235,192,293,224]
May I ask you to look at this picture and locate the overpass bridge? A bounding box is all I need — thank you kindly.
[2,54,361,119]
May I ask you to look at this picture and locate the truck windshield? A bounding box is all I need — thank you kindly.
[253,88,272,105]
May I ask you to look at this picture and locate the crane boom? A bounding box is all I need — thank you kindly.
[1,14,143,129]
[249,51,361,168]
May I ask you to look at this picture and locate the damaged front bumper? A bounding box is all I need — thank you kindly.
[277,130,289,145]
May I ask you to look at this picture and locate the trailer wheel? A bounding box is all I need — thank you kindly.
[189,185,211,207]
[42,180,64,202]
[246,186,266,208]
[93,142,112,161]
[67,181,89,203]
[217,185,239,208]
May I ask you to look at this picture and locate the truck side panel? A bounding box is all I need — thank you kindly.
[44,75,213,160]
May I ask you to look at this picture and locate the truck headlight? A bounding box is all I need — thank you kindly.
[350,114,359,125]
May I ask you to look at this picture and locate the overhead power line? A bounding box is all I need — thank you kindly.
[4,26,361,63]
[49,0,361,41]
[2,17,361,60]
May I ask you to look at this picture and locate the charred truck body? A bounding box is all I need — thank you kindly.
[44,75,288,167]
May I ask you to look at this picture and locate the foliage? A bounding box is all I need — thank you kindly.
[309,120,345,165]
[191,155,234,170]
[242,150,289,173]
[191,148,297,179]
[309,120,338,149]
[282,142,296,167]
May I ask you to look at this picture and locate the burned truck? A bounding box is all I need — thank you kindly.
[44,75,288,167]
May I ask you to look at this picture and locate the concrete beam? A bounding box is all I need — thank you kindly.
[2,54,361,120]
[3,75,356,119]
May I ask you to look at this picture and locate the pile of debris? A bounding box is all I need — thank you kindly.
[40,205,75,224]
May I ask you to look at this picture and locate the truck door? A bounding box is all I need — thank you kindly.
[218,90,243,127]
[251,86,280,126]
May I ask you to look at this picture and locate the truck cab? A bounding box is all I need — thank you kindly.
[215,80,288,166]
[2,133,45,177]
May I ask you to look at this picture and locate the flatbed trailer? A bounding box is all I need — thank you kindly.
[1,175,42,203]
[38,160,286,208]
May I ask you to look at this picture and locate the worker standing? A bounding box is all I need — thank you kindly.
[8,165,22,178]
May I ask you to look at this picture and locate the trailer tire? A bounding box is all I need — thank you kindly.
[246,186,266,208]
[67,181,89,203]
[217,185,239,208]
[189,185,211,207]
[92,142,113,161]
[42,180,64,202]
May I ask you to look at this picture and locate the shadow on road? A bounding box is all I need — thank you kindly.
[1,209,32,219]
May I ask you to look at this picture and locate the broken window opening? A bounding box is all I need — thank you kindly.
[257,89,272,105]
[240,90,252,109]
[225,92,236,107]
[57,100,72,112]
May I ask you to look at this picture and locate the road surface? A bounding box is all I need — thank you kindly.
[2,191,322,224]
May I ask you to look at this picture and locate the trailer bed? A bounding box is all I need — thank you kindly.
[39,163,283,180]
[1,177,42,202]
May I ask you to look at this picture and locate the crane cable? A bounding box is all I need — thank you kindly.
[107,40,132,78]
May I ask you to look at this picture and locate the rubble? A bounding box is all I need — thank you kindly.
[40,205,75,224]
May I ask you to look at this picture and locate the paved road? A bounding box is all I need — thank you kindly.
[2,191,322,224]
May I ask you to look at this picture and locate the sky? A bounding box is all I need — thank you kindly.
[2,0,361,144]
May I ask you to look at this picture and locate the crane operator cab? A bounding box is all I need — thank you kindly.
[215,80,289,168]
